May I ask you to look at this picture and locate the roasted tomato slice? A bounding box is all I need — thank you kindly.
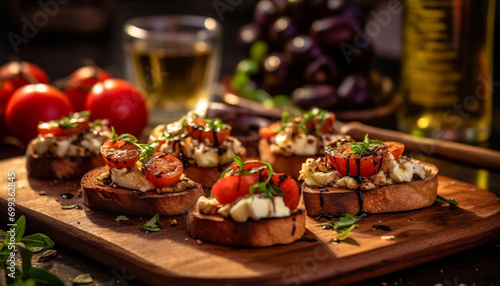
[100,140,140,169]
[37,112,90,138]
[270,173,300,209]
[211,174,260,205]
[258,121,281,140]
[326,141,388,177]
[186,117,231,145]
[226,161,269,179]
[384,141,405,160]
[144,153,184,188]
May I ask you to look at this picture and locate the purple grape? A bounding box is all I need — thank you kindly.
[254,0,282,31]
[342,1,365,27]
[268,16,299,49]
[291,84,338,109]
[337,74,369,107]
[310,16,360,48]
[268,0,287,14]
[283,0,313,29]
[238,24,262,52]
[311,0,347,17]
[263,52,288,87]
[304,55,341,84]
[284,35,320,66]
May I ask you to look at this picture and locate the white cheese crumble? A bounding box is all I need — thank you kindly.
[197,195,291,222]
[299,153,427,190]
[110,167,155,192]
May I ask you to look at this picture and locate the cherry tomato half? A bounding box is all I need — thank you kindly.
[270,173,300,210]
[258,121,281,140]
[211,174,260,205]
[326,142,388,177]
[37,113,90,138]
[227,161,269,178]
[384,141,405,160]
[100,140,140,169]
[4,84,73,143]
[186,117,232,145]
[144,153,184,188]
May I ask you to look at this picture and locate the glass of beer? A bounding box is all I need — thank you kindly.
[123,15,222,126]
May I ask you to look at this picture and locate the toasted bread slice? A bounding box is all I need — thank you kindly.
[186,209,306,247]
[82,167,204,216]
[258,139,318,179]
[182,165,223,191]
[26,144,104,179]
[302,162,439,216]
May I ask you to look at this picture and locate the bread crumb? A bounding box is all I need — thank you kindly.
[184,238,189,241]
[39,191,47,196]
[381,235,395,240]
[196,239,203,245]
[441,203,450,207]
[170,219,177,226]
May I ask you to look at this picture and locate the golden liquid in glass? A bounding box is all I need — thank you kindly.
[128,47,212,124]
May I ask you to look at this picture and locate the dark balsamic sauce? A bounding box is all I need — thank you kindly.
[316,214,336,221]
[319,188,328,209]
[372,225,392,231]
[298,238,317,243]
[292,224,296,236]
[61,193,74,199]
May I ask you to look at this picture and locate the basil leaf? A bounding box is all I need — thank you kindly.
[73,273,93,284]
[18,245,33,279]
[143,214,163,232]
[436,197,459,205]
[20,234,55,252]
[26,267,64,286]
[337,224,356,239]
[7,215,26,244]
[115,215,129,222]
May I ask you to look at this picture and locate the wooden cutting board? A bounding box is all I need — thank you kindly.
[1,156,499,285]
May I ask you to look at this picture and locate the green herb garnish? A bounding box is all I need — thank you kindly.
[436,197,459,205]
[110,127,158,162]
[73,273,93,284]
[320,214,361,239]
[115,215,129,222]
[142,214,163,232]
[0,216,63,285]
[204,117,229,131]
[346,134,384,156]
[220,155,284,202]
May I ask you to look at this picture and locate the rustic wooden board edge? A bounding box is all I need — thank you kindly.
[2,196,499,286]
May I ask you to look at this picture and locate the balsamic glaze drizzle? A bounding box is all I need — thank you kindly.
[372,225,392,231]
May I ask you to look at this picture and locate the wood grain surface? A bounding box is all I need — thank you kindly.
[1,156,499,285]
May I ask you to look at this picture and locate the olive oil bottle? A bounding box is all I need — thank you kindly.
[398,0,495,143]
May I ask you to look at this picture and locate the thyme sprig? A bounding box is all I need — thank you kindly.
[279,107,329,134]
[346,134,384,156]
[319,214,361,239]
[111,127,157,161]
[221,155,283,201]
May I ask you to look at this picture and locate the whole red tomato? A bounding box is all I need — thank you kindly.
[4,84,73,143]
[0,61,50,90]
[65,66,111,111]
[85,79,148,137]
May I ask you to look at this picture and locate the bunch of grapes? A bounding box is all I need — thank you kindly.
[230,0,392,111]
